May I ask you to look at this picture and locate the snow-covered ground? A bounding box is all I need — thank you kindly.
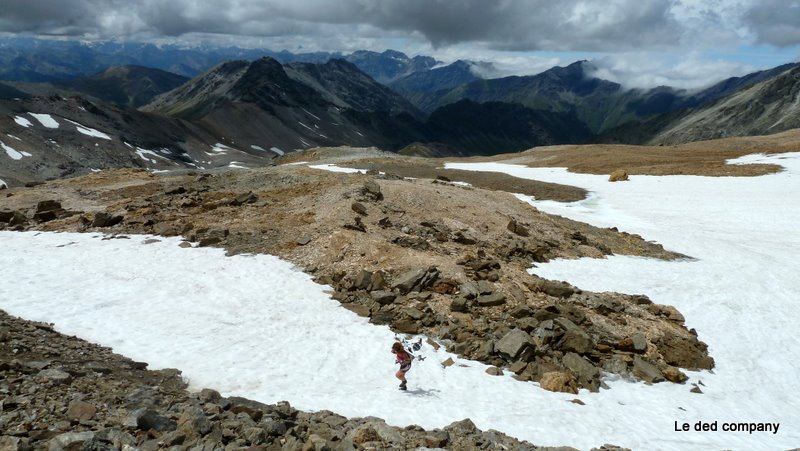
[1,153,799,450]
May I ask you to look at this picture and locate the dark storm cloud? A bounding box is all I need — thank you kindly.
[743,0,800,47]
[2,0,800,52]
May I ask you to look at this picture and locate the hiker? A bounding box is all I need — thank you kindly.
[392,341,413,390]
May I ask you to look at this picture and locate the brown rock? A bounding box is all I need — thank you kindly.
[507,219,530,237]
[609,169,629,182]
[662,366,689,383]
[485,367,504,376]
[67,400,96,421]
[351,202,368,216]
[539,371,579,394]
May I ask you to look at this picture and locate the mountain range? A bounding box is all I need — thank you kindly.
[2,37,800,186]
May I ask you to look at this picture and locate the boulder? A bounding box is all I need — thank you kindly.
[36,368,72,385]
[91,212,124,228]
[127,408,176,432]
[662,366,689,383]
[562,352,600,390]
[351,202,368,216]
[36,200,62,213]
[632,356,665,383]
[47,432,94,451]
[178,405,212,436]
[557,328,594,354]
[363,180,383,201]
[539,371,578,394]
[609,169,629,182]
[450,297,468,312]
[391,267,438,294]
[67,400,96,421]
[496,329,532,359]
[475,292,506,307]
[507,219,530,237]
[370,290,396,305]
[485,366,503,376]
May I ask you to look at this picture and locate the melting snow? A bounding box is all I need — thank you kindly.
[29,113,59,129]
[65,119,111,140]
[135,147,168,164]
[13,116,32,128]
[211,143,234,153]
[1,140,31,160]
[308,164,366,174]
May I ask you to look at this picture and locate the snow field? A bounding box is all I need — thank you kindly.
[0,152,798,449]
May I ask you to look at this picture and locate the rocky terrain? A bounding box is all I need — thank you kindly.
[1,147,714,395]
[0,144,741,449]
[4,309,635,450]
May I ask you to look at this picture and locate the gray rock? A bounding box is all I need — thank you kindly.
[631,333,648,352]
[47,431,94,451]
[450,297,468,312]
[633,356,665,383]
[391,268,426,294]
[370,290,396,305]
[36,368,72,385]
[242,426,266,444]
[562,352,600,389]
[477,280,495,295]
[363,180,383,200]
[179,405,212,436]
[459,282,479,299]
[486,366,504,376]
[296,236,312,246]
[259,417,287,437]
[0,436,30,451]
[557,328,594,354]
[475,292,506,307]
[198,388,222,403]
[91,212,124,228]
[496,329,532,359]
[353,270,372,290]
[128,408,176,432]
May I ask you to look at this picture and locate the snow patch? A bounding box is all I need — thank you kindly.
[211,143,234,153]
[1,140,26,160]
[13,116,32,128]
[29,113,59,128]
[270,147,285,156]
[135,147,168,164]
[6,134,22,141]
[65,119,111,140]
[250,145,265,151]
[308,164,366,174]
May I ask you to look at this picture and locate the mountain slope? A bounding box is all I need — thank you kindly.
[0,95,274,186]
[389,60,484,111]
[644,64,800,145]
[53,65,189,108]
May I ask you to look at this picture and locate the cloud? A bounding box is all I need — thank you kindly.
[0,0,778,52]
[1,0,798,89]
[742,0,800,47]
[585,52,757,90]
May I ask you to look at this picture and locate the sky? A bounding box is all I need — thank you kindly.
[1,151,799,450]
[1,2,800,88]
